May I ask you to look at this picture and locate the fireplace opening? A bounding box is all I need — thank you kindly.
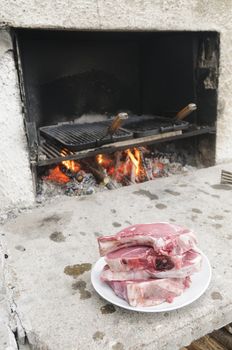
[14,29,219,197]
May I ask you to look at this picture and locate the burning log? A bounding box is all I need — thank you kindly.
[82,160,118,190]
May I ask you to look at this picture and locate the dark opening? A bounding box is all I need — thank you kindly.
[16,30,219,129]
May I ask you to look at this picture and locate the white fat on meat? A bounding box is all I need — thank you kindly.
[98,222,197,256]
[107,277,191,307]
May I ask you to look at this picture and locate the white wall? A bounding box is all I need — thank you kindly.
[0,30,34,210]
[0,1,232,209]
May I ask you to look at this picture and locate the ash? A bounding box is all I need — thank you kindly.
[39,146,195,199]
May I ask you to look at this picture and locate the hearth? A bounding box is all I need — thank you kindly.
[13,29,219,196]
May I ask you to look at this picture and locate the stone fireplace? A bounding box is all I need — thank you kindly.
[0,1,232,210]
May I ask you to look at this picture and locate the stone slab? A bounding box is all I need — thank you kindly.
[1,163,232,349]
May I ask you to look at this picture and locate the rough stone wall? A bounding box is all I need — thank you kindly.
[0,1,232,209]
[0,30,34,210]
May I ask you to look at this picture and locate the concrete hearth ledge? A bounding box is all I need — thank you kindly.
[1,163,232,350]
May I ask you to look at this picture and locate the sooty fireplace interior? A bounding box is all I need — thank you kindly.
[14,30,219,196]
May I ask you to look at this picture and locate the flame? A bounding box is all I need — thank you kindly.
[60,150,80,172]
[127,148,140,176]
[62,159,80,172]
[96,154,103,165]
[96,153,113,168]
[43,166,70,184]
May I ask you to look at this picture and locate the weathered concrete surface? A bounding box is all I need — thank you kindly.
[0,29,34,211]
[1,164,232,350]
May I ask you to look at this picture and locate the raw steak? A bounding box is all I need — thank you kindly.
[101,250,202,280]
[98,223,196,256]
[107,277,191,307]
[104,246,201,274]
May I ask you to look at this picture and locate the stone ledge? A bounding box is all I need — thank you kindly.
[1,163,232,349]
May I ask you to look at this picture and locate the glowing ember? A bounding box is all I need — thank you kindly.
[43,166,70,184]
[96,153,113,168]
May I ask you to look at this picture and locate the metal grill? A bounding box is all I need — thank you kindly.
[123,115,189,138]
[40,121,133,151]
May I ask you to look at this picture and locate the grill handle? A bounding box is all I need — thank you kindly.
[107,112,128,136]
[175,103,197,120]
[98,112,128,142]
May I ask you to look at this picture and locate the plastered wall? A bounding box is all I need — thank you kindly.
[0,30,34,210]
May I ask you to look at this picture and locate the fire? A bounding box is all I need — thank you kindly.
[43,166,70,184]
[96,153,113,168]
[127,148,140,176]
[62,159,80,172]
[96,154,103,165]
[60,150,80,172]
[44,146,150,187]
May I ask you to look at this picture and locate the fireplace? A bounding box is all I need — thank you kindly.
[14,29,219,197]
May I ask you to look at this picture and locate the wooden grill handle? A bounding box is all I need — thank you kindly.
[176,103,197,120]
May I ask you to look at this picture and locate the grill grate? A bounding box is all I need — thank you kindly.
[40,121,133,151]
[123,115,189,138]
[37,125,216,167]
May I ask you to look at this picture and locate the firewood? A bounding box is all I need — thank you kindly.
[211,329,232,350]
[187,335,227,350]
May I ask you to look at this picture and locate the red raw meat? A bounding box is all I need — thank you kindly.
[107,277,191,307]
[105,246,184,272]
[98,223,196,256]
[101,249,202,280]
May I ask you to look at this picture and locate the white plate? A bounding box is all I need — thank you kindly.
[91,250,211,312]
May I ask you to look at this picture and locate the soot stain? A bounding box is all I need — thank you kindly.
[212,224,222,229]
[80,232,86,236]
[64,263,92,277]
[226,234,232,240]
[155,203,167,210]
[112,342,124,350]
[133,189,158,200]
[94,232,101,237]
[93,331,105,341]
[192,208,202,214]
[111,209,117,214]
[169,218,176,222]
[100,303,116,314]
[72,280,91,299]
[113,222,122,227]
[165,189,180,196]
[211,291,223,300]
[179,184,187,187]
[211,194,220,198]
[211,184,232,191]
[224,210,230,213]
[15,245,26,252]
[43,215,62,223]
[198,189,210,195]
[125,220,132,225]
[49,231,65,242]
[208,215,224,220]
